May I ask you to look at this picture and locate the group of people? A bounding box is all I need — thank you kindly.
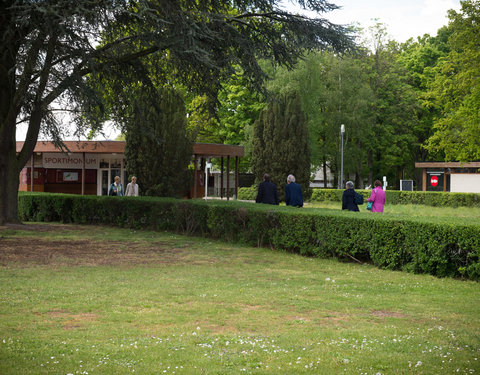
[255,173,304,207]
[342,179,386,213]
[255,173,386,212]
[108,176,139,197]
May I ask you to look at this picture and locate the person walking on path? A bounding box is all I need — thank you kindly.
[285,174,303,207]
[367,180,386,212]
[342,180,359,212]
[255,173,279,205]
[108,176,124,196]
[125,176,139,197]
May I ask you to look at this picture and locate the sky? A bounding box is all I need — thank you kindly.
[17,0,462,142]
[282,0,462,43]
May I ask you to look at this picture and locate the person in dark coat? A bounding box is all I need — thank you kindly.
[285,174,303,207]
[255,173,279,205]
[342,180,359,212]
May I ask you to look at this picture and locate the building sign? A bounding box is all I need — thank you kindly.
[427,170,444,191]
[42,153,99,169]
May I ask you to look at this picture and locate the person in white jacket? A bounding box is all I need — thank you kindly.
[125,176,139,197]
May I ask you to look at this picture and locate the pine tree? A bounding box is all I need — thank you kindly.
[252,92,311,200]
[124,87,193,197]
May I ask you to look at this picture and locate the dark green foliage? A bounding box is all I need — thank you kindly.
[252,91,311,200]
[238,186,257,200]
[18,192,480,280]
[124,87,193,197]
[310,188,480,208]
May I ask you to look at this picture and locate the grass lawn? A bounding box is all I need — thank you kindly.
[305,200,480,224]
[0,223,479,374]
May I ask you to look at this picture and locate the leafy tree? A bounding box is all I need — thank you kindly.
[1,0,353,223]
[398,28,451,163]
[252,91,311,199]
[124,87,192,197]
[266,51,374,188]
[363,24,419,188]
[424,0,480,162]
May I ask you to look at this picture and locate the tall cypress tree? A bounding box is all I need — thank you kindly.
[252,91,311,200]
[124,87,193,197]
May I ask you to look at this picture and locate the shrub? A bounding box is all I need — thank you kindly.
[310,188,480,208]
[18,192,480,280]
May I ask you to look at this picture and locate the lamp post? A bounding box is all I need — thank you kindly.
[204,160,212,200]
[204,161,212,200]
[340,124,345,189]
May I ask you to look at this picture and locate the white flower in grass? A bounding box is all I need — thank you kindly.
[325,277,331,281]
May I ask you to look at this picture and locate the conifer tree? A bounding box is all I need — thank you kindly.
[124,87,192,197]
[252,92,311,200]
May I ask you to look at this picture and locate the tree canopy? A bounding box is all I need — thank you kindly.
[0,0,354,223]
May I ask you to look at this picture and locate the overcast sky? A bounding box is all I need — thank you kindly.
[282,0,461,43]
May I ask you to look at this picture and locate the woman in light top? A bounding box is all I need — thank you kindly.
[125,176,139,197]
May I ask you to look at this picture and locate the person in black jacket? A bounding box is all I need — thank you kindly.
[285,174,303,207]
[255,173,279,205]
[342,180,359,211]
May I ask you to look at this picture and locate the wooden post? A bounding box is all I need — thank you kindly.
[422,168,427,191]
[443,168,447,192]
[226,155,230,201]
[30,155,34,192]
[82,152,86,195]
[220,157,224,199]
[193,156,198,198]
[235,156,239,199]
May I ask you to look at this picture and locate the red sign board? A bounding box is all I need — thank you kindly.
[430,176,439,187]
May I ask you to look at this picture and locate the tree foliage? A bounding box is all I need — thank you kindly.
[252,91,311,199]
[124,87,193,197]
[0,0,354,223]
[424,0,480,161]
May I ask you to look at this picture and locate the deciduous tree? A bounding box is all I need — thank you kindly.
[0,0,353,223]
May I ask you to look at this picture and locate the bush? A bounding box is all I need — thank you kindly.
[18,192,480,280]
[310,188,480,208]
[238,186,257,200]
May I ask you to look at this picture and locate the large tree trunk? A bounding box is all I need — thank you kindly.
[0,130,22,224]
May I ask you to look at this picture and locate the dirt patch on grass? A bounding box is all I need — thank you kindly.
[1,223,89,232]
[0,237,193,267]
[371,310,406,318]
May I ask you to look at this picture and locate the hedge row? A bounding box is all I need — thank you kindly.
[239,186,480,208]
[310,188,480,208]
[18,193,480,280]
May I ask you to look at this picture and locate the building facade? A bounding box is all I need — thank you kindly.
[17,141,244,199]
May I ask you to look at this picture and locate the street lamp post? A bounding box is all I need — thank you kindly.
[204,160,212,200]
[340,124,345,189]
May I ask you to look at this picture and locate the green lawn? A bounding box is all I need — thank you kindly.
[306,200,480,223]
[0,223,479,374]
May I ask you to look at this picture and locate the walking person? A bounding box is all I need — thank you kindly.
[342,181,359,212]
[108,176,124,196]
[255,173,279,205]
[285,174,303,207]
[367,180,386,212]
[125,176,139,197]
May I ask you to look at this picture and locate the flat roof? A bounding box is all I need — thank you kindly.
[17,141,244,157]
[415,161,480,168]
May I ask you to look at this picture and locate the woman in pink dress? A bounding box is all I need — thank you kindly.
[367,180,386,212]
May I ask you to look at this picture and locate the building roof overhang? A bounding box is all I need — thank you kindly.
[17,141,244,157]
[415,161,480,168]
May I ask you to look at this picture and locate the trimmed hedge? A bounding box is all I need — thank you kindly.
[18,192,480,280]
[310,188,480,208]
